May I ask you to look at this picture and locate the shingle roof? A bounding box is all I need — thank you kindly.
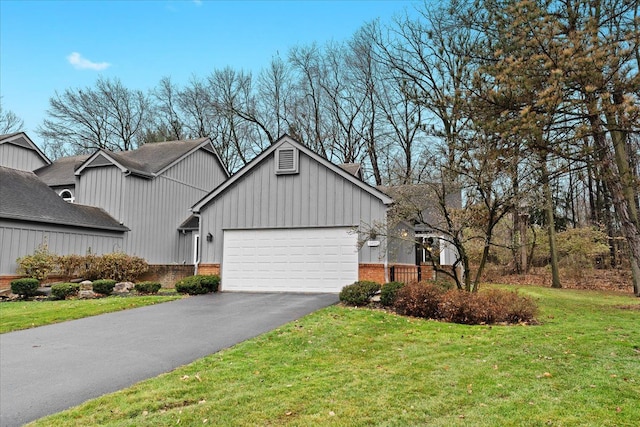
[34,155,89,187]
[107,138,210,176]
[0,166,128,232]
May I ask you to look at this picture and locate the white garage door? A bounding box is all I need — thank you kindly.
[222,227,358,293]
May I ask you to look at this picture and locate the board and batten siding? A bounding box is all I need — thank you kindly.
[162,149,227,190]
[76,166,125,222]
[199,151,388,265]
[118,150,225,264]
[0,219,124,276]
[75,149,226,265]
[0,143,49,172]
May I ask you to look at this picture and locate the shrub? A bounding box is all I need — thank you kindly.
[50,282,80,300]
[92,279,117,296]
[437,290,486,324]
[86,253,148,282]
[134,281,162,295]
[393,281,448,318]
[339,281,381,306]
[10,278,40,298]
[196,275,220,292]
[16,244,57,281]
[437,289,538,324]
[380,281,405,306]
[483,289,538,324]
[57,254,91,278]
[175,275,220,295]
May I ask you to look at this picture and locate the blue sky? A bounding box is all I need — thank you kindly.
[1,0,422,136]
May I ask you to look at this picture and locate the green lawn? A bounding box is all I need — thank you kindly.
[29,285,640,426]
[0,295,183,333]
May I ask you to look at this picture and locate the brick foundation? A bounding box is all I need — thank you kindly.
[138,265,195,288]
[197,263,220,276]
[0,275,22,291]
[359,263,387,284]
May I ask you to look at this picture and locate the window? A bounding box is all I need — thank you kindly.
[275,146,299,174]
[59,189,75,203]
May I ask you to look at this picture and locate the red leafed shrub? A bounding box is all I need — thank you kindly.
[393,281,538,325]
[482,289,538,324]
[438,289,538,324]
[393,281,449,319]
[438,290,488,324]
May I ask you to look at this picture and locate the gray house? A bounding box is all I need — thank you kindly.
[0,132,50,171]
[0,167,128,285]
[35,155,89,202]
[190,135,414,293]
[0,133,130,285]
[72,138,229,265]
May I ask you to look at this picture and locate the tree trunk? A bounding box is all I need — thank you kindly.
[588,96,640,295]
[541,157,562,288]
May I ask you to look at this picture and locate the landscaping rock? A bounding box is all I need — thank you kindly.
[78,290,97,299]
[79,280,93,291]
[114,282,135,293]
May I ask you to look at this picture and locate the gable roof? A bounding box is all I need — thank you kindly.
[0,132,51,166]
[191,135,393,213]
[34,154,89,187]
[75,138,229,179]
[0,166,128,232]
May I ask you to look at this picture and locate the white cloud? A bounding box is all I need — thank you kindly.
[67,52,111,71]
[193,0,202,5]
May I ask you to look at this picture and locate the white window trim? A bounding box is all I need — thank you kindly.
[59,189,75,203]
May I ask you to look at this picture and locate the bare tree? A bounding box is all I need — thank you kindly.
[0,99,25,134]
[37,77,150,155]
[150,76,186,141]
[288,44,331,157]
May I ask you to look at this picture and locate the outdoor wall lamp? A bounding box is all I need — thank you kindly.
[206,232,213,242]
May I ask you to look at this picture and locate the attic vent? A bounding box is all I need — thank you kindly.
[275,146,298,175]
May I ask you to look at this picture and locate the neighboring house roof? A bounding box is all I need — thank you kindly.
[0,166,128,232]
[34,155,89,187]
[378,184,462,231]
[0,132,51,166]
[75,138,229,179]
[191,135,393,213]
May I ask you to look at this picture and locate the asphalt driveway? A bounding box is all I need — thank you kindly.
[0,292,338,427]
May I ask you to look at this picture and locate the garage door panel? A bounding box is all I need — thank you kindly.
[222,228,358,293]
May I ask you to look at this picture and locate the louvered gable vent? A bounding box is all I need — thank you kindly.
[275,144,299,175]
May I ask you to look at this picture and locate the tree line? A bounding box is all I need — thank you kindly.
[3,0,639,294]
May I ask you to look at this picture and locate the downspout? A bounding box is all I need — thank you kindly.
[384,244,389,283]
[194,212,202,276]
